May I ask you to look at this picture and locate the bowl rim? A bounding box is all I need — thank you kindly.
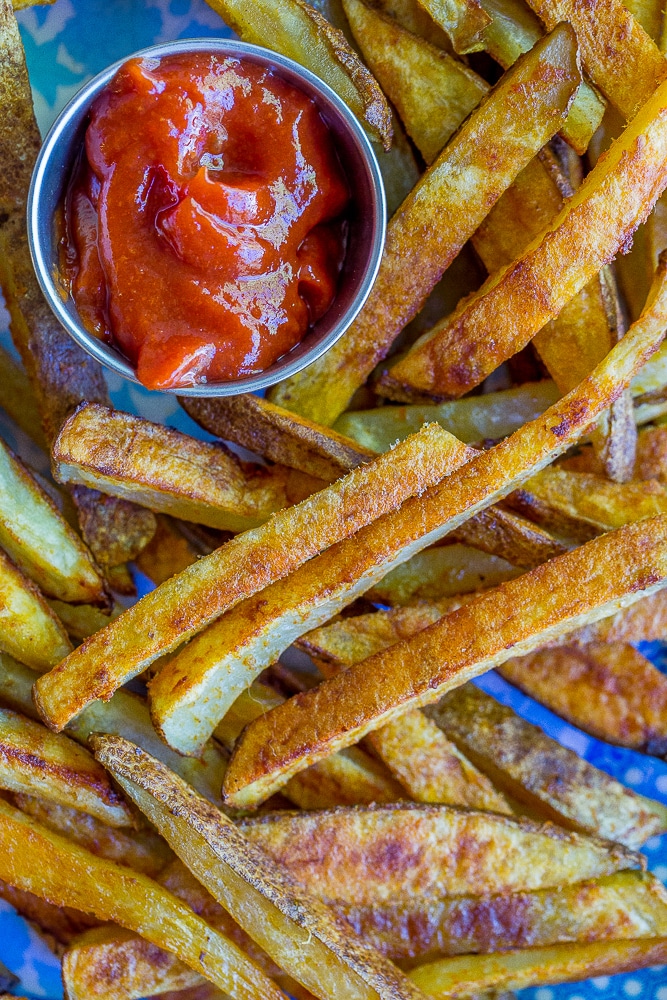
[27,36,387,397]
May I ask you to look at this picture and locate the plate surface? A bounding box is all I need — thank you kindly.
[0,0,666,995]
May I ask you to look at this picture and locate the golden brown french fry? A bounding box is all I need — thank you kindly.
[341,871,667,962]
[365,0,451,49]
[414,0,490,52]
[181,394,374,483]
[0,707,132,827]
[522,0,667,117]
[224,517,667,806]
[343,0,488,163]
[635,424,667,480]
[46,598,120,640]
[0,1,156,570]
[0,345,47,450]
[0,548,72,670]
[93,735,432,1000]
[0,796,286,999]
[0,875,96,943]
[268,25,581,424]
[367,544,520,603]
[409,938,667,996]
[33,421,460,733]
[53,404,323,532]
[235,805,639,903]
[498,643,667,755]
[449,507,566,568]
[134,515,201,587]
[201,0,392,146]
[380,106,667,402]
[426,685,667,848]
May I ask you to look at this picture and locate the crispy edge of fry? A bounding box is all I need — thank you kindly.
[380,95,667,402]
[33,422,461,733]
[0,796,285,999]
[224,517,667,806]
[181,394,375,482]
[415,0,491,54]
[93,735,430,1000]
[267,25,581,425]
[0,547,72,671]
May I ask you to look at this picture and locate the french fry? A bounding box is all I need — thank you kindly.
[134,515,203,587]
[413,0,490,53]
[635,424,667,480]
[334,380,561,449]
[498,642,667,755]
[343,0,488,163]
[448,508,566,569]
[425,684,667,848]
[224,517,667,806]
[201,0,392,147]
[0,796,286,999]
[34,421,463,732]
[522,0,667,117]
[0,436,106,605]
[0,875,97,943]
[12,792,172,876]
[379,108,667,402]
[0,344,47,450]
[268,26,581,424]
[0,2,156,570]
[235,805,639,903]
[409,938,667,996]
[53,404,323,532]
[46,598,120,641]
[341,871,667,962]
[366,544,520,603]
[0,548,72,670]
[93,735,432,1000]
[365,0,451,49]
[0,707,133,827]
[181,394,374,483]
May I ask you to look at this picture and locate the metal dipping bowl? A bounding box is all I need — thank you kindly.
[27,38,387,397]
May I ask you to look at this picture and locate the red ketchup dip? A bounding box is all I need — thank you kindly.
[61,52,350,390]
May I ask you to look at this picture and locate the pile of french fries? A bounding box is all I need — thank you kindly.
[2,0,667,994]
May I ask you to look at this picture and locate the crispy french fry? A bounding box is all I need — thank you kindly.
[522,0,667,117]
[53,404,322,532]
[224,517,667,806]
[0,707,133,827]
[380,104,667,402]
[414,0,490,53]
[635,424,667,480]
[235,805,639,903]
[0,548,72,670]
[134,515,201,587]
[409,938,667,996]
[343,0,488,163]
[498,643,667,755]
[93,735,431,1000]
[0,345,47,450]
[0,875,97,943]
[201,0,392,147]
[181,394,374,483]
[341,871,667,962]
[367,544,520,603]
[46,599,120,641]
[426,685,667,847]
[12,792,171,876]
[268,26,581,424]
[0,2,156,570]
[365,0,451,49]
[0,436,106,605]
[448,508,566,568]
[0,797,286,999]
[34,421,460,733]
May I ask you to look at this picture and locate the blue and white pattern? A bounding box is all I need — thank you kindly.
[0,0,665,993]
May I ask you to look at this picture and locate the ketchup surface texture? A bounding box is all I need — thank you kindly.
[63,52,350,390]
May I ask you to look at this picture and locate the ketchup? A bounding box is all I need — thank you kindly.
[62,52,350,390]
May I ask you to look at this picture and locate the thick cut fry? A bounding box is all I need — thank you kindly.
[0,797,285,999]
[225,517,667,805]
[415,0,490,52]
[47,598,120,640]
[201,0,392,146]
[181,395,374,483]
[335,381,561,449]
[449,508,566,568]
[380,98,667,401]
[499,643,667,754]
[0,548,71,670]
[635,424,667,480]
[426,685,667,847]
[409,939,667,996]
[341,872,667,962]
[135,515,201,587]
[12,792,171,875]
[0,707,132,826]
[268,26,581,424]
[93,736,430,1000]
[35,422,451,732]
[0,437,105,605]
[365,0,451,48]
[0,0,156,569]
[343,0,488,163]
[367,544,520,603]
[0,875,96,943]
[0,345,47,450]
[235,805,639,903]
[522,0,667,117]
[54,404,322,532]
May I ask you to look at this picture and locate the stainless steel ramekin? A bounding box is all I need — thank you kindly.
[27,38,386,397]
